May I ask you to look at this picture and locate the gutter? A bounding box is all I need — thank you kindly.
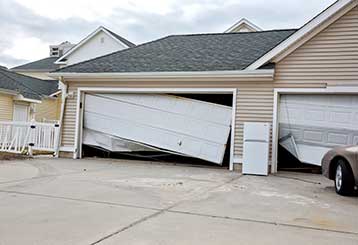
[48,69,274,80]
[13,94,42,104]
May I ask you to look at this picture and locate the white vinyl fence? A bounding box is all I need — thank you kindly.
[0,121,60,154]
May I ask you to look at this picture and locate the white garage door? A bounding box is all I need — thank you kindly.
[83,93,232,165]
[279,94,358,165]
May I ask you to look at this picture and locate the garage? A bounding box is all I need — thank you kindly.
[74,88,236,170]
[275,92,358,171]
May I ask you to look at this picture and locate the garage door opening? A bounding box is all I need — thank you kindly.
[276,93,358,173]
[79,91,234,169]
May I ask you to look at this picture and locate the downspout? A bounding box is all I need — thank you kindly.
[55,76,67,158]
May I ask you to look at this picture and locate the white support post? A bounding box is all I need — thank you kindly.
[53,123,60,157]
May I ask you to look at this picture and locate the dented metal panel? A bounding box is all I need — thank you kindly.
[83,93,232,164]
[279,94,358,165]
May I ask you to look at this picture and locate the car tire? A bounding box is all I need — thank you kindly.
[335,159,355,196]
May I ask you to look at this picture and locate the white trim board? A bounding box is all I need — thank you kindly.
[225,18,263,33]
[246,0,358,70]
[271,86,358,173]
[72,87,238,171]
[50,69,274,80]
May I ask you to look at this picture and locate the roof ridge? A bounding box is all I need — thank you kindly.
[168,29,298,38]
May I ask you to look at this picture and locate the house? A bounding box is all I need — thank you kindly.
[9,27,135,123]
[0,67,59,122]
[50,0,358,173]
[11,27,135,80]
[54,26,135,67]
[10,42,75,80]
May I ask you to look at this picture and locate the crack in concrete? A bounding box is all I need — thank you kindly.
[167,210,358,236]
[89,175,243,244]
[0,189,162,212]
[272,175,322,185]
[0,166,116,185]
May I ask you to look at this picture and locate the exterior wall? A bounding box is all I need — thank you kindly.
[58,5,358,168]
[60,80,274,162]
[0,93,14,121]
[35,97,61,122]
[15,71,55,80]
[64,31,128,66]
[275,6,358,88]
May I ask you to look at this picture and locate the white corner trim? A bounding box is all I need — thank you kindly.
[54,26,131,65]
[49,69,274,80]
[225,18,263,33]
[246,0,357,70]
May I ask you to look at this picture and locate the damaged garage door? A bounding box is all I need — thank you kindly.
[83,93,232,165]
[279,94,358,166]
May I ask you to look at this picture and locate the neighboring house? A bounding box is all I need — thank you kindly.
[51,0,358,174]
[225,18,263,33]
[55,26,135,67]
[11,27,135,78]
[10,26,135,122]
[0,67,59,122]
[10,42,75,80]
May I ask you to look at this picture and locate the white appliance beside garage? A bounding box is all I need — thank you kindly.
[279,94,358,166]
[82,93,232,165]
[242,122,270,176]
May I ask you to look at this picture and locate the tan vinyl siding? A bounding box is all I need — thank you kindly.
[35,97,61,122]
[0,94,14,121]
[60,80,274,160]
[234,83,274,157]
[275,6,358,87]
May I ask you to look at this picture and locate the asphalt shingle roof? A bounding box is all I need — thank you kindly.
[54,29,297,74]
[11,57,60,71]
[0,68,59,100]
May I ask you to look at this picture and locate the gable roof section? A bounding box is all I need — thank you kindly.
[225,18,263,33]
[246,0,358,70]
[55,26,135,64]
[11,57,60,72]
[52,29,296,74]
[0,68,58,100]
[103,27,136,48]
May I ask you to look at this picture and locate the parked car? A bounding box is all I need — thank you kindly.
[322,146,358,196]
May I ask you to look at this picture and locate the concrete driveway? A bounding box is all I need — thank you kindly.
[0,158,357,245]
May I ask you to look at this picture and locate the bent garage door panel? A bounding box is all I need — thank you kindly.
[279,94,358,165]
[83,93,232,164]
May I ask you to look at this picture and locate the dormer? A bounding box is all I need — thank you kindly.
[225,18,263,33]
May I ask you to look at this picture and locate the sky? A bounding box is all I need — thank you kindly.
[0,0,336,68]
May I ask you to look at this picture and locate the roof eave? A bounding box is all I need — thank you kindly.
[49,69,274,81]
